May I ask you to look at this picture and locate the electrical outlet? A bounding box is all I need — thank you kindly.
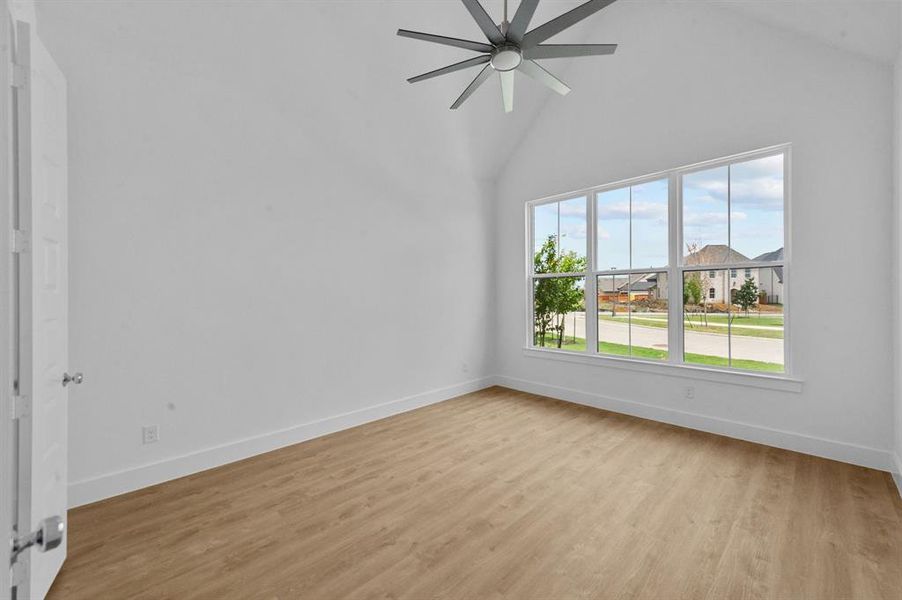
[461,362,470,373]
[142,425,159,445]
[684,386,695,400]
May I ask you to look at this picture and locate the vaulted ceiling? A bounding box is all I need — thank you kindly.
[35,1,901,182]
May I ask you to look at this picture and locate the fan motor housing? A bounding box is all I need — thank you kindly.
[491,45,522,72]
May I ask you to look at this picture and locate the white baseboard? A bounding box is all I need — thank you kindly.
[68,377,495,508]
[495,375,896,473]
[70,375,899,508]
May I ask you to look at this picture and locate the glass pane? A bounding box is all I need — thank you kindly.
[683,166,729,265]
[730,154,784,263]
[626,272,668,360]
[596,187,630,271]
[729,267,784,372]
[683,270,729,368]
[533,202,558,264]
[533,198,587,274]
[597,274,630,356]
[533,277,586,351]
[559,197,587,264]
[630,179,669,269]
[683,269,784,372]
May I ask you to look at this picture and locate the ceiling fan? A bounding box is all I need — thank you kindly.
[398,0,618,112]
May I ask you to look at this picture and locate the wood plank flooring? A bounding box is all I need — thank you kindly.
[48,386,902,599]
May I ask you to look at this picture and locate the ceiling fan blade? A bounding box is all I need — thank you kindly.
[523,44,617,59]
[397,29,495,53]
[460,0,505,45]
[506,0,540,43]
[518,60,571,96]
[521,0,618,49]
[451,64,494,110]
[407,55,491,84]
[500,71,515,113]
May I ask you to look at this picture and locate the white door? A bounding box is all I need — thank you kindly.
[14,20,69,600]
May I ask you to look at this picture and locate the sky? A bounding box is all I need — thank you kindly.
[534,153,784,272]
[683,154,784,261]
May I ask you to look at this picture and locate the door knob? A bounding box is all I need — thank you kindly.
[62,372,83,387]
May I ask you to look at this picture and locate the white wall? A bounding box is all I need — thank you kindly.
[494,2,897,469]
[34,1,495,505]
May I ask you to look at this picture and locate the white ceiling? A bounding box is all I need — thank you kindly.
[34,0,901,182]
[719,0,901,65]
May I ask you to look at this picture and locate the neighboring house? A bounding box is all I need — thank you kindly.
[597,273,667,304]
[597,275,631,303]
[595,243,783,307]
[684,244,754,304]
[683,244,783,305]
[754,248,784,304]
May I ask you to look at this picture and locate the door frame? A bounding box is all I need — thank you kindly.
[1,0,17,595]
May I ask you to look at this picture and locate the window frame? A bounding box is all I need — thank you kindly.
[525,143,792,379]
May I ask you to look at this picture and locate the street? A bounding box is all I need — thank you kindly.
[559,312,784,364]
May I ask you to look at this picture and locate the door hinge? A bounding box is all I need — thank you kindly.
[9,62,27,89]
[9,557,25,586]
[11,230,28,254]
[12,516,64,558]
[10,395,29,420]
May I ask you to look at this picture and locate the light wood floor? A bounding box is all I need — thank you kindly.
[48,386,902,599]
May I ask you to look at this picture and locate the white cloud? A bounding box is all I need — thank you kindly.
[683,212,728,226]
[597,201,630,220]
[685,155,783,212]
[560,221,587,241]
[596,201,667,222]
[558,201,587,218]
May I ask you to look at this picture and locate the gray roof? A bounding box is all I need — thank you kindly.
[597,273,660,293]
[754,248,784,283]
[684,244,750,265]
[753,247,784,262]
[626,281,658,292]
[597,276,629,293]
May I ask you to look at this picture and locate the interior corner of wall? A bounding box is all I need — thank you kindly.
[9,0,36,27]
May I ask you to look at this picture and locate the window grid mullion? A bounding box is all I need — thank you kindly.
[586,194,598,355]
[726,165,732,367]
[669,172,682,365]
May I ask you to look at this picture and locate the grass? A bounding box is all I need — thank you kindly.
[687,314,784,327]
[533,337,783,373]
[599,314,784,340]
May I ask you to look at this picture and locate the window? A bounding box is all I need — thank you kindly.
[596,178,669,360]
[532,197,587,351]
[527,146,788,375]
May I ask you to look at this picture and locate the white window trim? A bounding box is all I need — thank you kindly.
[525,143,794,385]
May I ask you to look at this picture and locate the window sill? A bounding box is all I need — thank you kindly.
[522,347,803,393]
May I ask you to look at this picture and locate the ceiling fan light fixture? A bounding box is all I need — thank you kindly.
[399,0,619,112]
[490,45,522,71]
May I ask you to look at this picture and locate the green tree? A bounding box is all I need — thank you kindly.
[682,274,702,329]
[533,235,587,348]
[734,277,759,316]
[683,276,701,306]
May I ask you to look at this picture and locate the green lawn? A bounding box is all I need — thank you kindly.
[534,337,783,373]
[688,314,784,327]
[599,314,784,340]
